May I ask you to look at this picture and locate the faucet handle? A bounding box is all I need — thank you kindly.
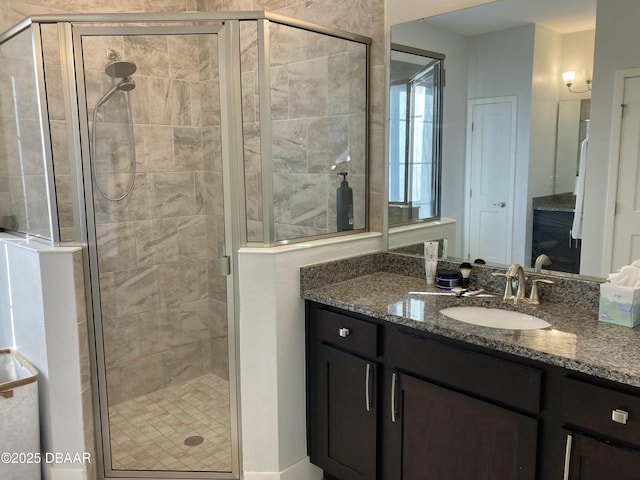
[492,272,514,300]
[529,279,554,304]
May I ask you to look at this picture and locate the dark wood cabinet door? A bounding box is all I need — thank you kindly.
[310,344,377,480]
[384,372,538,480]
[568,433,640,480]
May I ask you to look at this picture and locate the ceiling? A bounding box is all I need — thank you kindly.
[389,0,597,35]
[387,0,496,27]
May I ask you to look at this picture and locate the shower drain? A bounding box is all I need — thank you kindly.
[184,435,205,447]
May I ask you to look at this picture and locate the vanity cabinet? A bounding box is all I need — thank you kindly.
[306,301,640,480]
[563,376,640,479]
[306,308,379,480]
[383,371,537,480]
[306,303,539,480]
[383,330,539,480]
[565,433,640,480]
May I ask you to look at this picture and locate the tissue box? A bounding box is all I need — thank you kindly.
[599,283,640,327]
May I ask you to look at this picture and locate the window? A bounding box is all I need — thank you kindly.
[389,46,444,226]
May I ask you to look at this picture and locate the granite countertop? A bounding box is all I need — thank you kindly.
[532,192,576,212]
[303,271,640,389]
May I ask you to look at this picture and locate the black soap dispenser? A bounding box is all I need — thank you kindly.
[336,172,354,231]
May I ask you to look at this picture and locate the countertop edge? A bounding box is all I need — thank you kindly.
[304,288,640,390]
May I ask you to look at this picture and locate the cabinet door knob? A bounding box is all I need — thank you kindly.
[612,409,629,425]
[339,327,350,338]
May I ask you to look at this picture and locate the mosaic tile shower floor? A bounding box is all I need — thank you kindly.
[109,374,232,472]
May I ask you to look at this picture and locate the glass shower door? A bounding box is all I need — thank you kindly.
[72,23,237,478]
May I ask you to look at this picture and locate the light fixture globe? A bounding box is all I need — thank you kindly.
[562,71,576,86]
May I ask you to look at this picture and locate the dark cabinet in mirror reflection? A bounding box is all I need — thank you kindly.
[532,210,581,274]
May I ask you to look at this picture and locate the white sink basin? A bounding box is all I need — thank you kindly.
[440,306,551,330]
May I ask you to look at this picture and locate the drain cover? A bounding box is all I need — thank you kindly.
[184,435,204,447]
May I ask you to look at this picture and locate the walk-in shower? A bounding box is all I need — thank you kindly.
[0,11,370,480]
[91,50,137,201]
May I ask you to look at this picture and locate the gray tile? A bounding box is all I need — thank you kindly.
[173,126,203,172]
[103,315,140,368]
[273,173,328,229]
[138,308,182,355]
[307,115,348,173]
[114,266,160,317]
[272,119,308,173]
[181,299,210,344]
[288,57,327,118]
[163,343,204,386]
[168,35,200,81]
[96,221,138,273]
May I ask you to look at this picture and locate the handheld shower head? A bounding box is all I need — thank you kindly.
[95,77,136,110]
[118,76,136,92]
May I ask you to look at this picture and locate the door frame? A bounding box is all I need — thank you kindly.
[463,96,518,263]
[65,21,242,480]
[602,67,640,274]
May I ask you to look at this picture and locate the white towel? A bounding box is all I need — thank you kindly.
[572,137,588,239]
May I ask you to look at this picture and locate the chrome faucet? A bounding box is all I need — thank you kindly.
[493,263,554,304]
[492,263,527,303]
[534,254,552,273]
[507,263,528,302]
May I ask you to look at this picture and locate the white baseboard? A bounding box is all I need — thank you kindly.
[243,457,322,480]
[43,464,87,480]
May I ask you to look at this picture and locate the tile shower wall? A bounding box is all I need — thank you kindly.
[0,28,51,239]
[2,0,386,241]
[241,22,368,242]
[79,33,228,405]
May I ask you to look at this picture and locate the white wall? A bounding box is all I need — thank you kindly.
[559,29,596,103]
[238,233,383,480]
[582,0,640,276]
[0,242,12,347]
[388,217,457,256]
[0,235,90,480]
[467,25,535,265]
[526,24,562,266]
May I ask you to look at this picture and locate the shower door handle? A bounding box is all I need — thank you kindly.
[219,256,231,276]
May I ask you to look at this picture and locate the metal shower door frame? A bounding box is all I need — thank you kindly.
[0,20,59,243]
[62,19,243,480]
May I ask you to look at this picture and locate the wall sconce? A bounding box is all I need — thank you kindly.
[562,71,592,93]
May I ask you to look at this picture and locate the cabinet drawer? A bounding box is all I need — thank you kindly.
[564,376,640,446]
[316,309,378,358]
[388,330,542,414]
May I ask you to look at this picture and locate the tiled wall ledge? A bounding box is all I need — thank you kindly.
[300,252,603,311]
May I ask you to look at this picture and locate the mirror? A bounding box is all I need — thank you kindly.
[387,0,610,276]
[388,45,443,226]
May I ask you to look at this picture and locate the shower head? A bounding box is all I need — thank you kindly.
[104,49,137,78]
[95,77,136,110]
[118,76,136,92]
[105,58,137,78]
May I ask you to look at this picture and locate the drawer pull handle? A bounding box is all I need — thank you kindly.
[365,363,372,412]
[563,434,572,480]
[391,372,398,423]
[338,328,350,338]
[612,409,629,425]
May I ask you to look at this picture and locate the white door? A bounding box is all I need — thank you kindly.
[612,75,640,270]
[465,97,517,265]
